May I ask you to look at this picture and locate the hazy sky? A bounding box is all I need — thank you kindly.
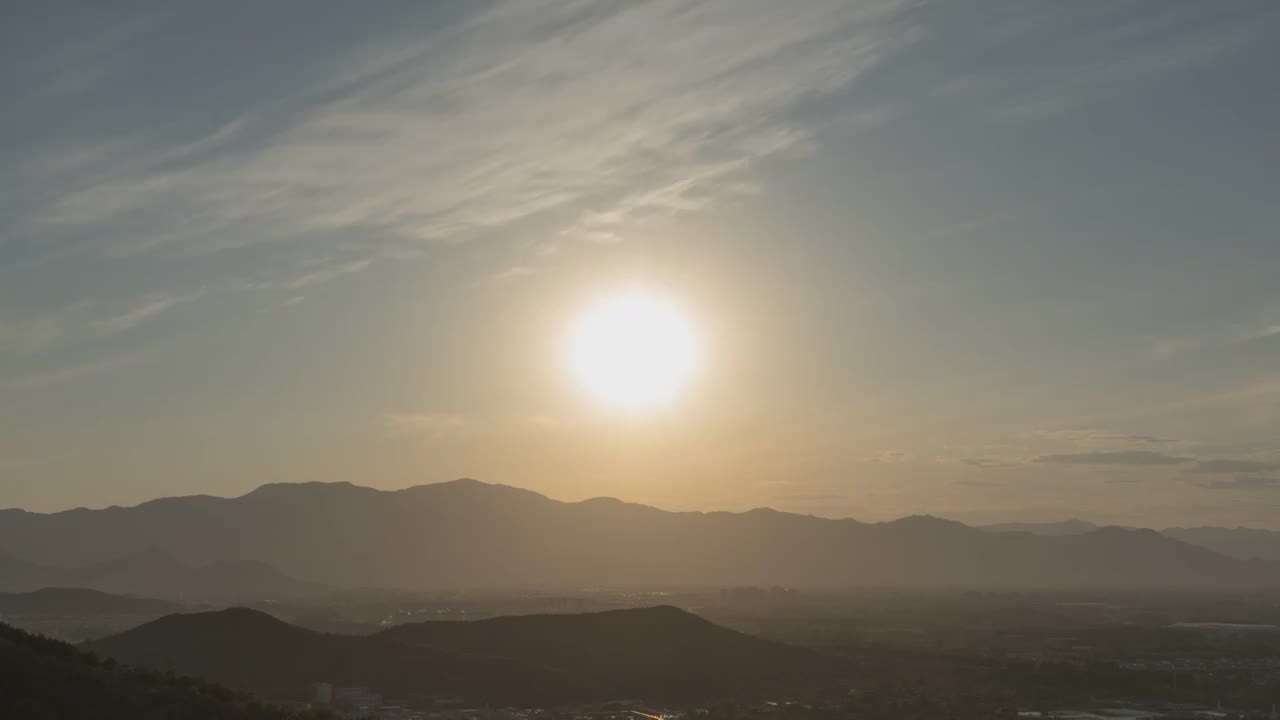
[3,0,1279,527]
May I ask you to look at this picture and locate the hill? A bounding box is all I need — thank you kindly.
[979,519,1100,536]
[0,549,46,588]
[88,606,842,703]
[1162,526,1280,562]
[382,605,843,700]
[0,619,328,719]
[0,548,321,602]
[0,587,181,617]
[4,479,1280,589]
[85,608,577,705]
[977,521,1280,563]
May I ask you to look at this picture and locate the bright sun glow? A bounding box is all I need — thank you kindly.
[567,290,700,412]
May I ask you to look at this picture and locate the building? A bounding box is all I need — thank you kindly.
[312,682,334,705]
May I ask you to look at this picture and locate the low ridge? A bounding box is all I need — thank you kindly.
[89,606,846,703]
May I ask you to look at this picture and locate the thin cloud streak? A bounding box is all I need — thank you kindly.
[1192,459,1278,475]
[0,350,155,394]
[93,291,205,335]
[961,457,1020,469]
[1196,475,1280,491]
[385,413,468,436]
[0,291,203,356]
[33,0,912,261]
[938,2,1277,120]
[1035,450,1194,466]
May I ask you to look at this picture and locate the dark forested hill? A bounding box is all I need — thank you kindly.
[0,620,329,720]
[85,608,577,705]
[382,605,844,700]
[87,606,847,703]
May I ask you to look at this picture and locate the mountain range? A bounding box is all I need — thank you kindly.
[979,519,1105,536]
[0,547,319,601]
[86,605,842,703]
[979,520,1280,563]
[3,479,1280,591]
[1157,527,1280,563]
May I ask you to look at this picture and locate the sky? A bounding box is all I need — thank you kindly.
[2,0,1279,528]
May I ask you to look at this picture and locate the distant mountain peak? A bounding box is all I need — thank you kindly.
[395,478,556,506]
[579,495,625,505]
[131,607,295,637]
[205,606,287,624]
[883,514,971,531]
[241,480,360,499]
[980,518,1101,536]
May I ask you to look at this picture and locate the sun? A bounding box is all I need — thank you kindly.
[567,289,701,412]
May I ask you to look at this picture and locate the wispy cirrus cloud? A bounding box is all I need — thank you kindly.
[1033,428,1181,447]
[1191,459,1278,475]
[241,258,375,293]
[384,413,468,437]
[92,291,205,335]
[30,0,912,263]
[953,478,999,488]
[0,291,203,357]
[0,348,160,393]
[3,0,914,394]
[1034,451,1280,480]
[385,412,561,438]
[1147,302,1280,357]
[961,457,1020,469]
[1035,450,1194,466]
[1195,475,1280,492]
[862,450,909,464]
[934,2,1279,120]
[1104,433,1177,445]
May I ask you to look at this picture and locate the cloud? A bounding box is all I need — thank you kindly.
[0,291,203,356]
[938,3,1276,121]
[953,479,998,487]
[1103,433,1175,444]
[92,291,204,335]
[1196,475,1280,491]
[384,413,468,437]
[280,259,373,291]
[384,412,561,438]
[239,258,375,293]
[1192,459,1279,474]
[524,415,561,431]
[772,493,851,503]
[1034,428,1179,447]
[1034,450,1194,466]
[961,457,1020,469]
[27,0,912,265]
[1147,302,1280,357]
[0,350,156,393]
[489,266,538,283]
[0,303,94,355]
[863,450,909,464]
